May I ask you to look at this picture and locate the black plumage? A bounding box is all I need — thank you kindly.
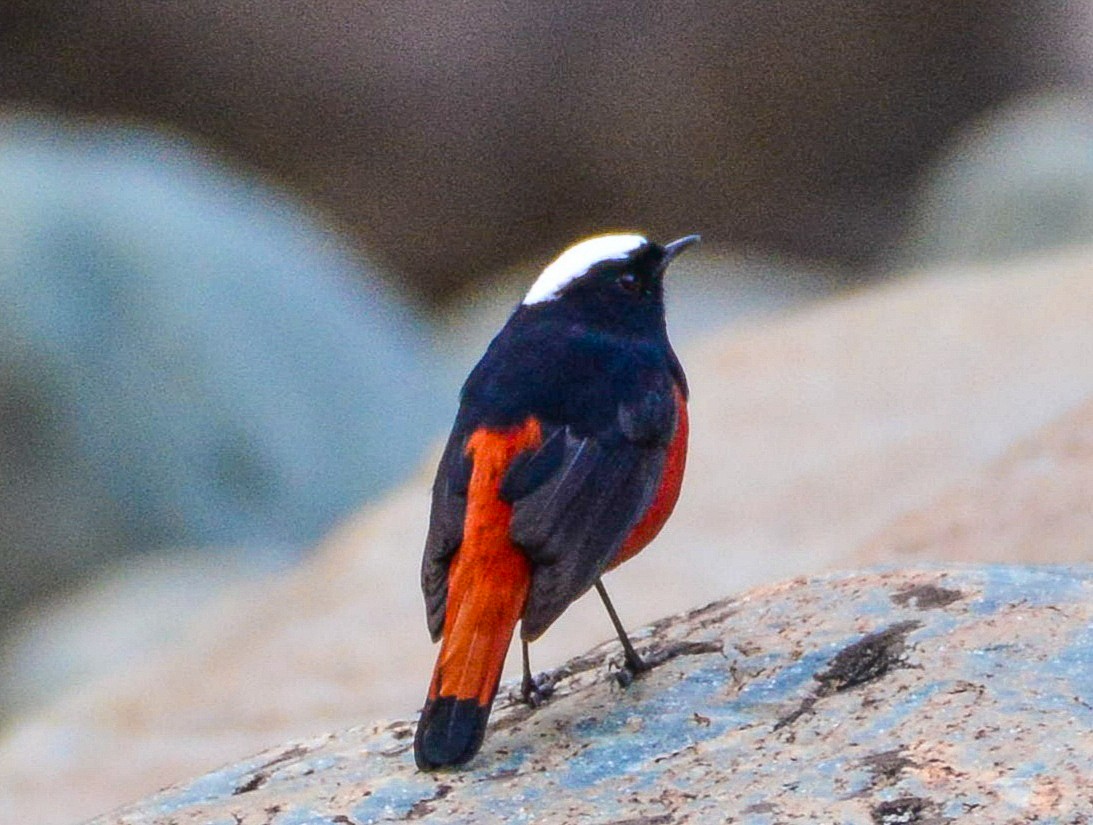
[421,238,687,644]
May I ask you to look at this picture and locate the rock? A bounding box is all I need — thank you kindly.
[902,94,1093,267]
[87,567,1093,824]
[0,115,444,631]
[0,546,299,717]
[5,247,1093,824]
[855,399,1093,568]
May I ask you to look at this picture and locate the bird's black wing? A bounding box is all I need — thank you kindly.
[505,372,677,640]
[421,427,472,641]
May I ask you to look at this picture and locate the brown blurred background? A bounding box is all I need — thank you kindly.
[0,1,1074,300]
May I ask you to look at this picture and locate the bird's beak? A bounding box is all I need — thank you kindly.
[660,234,701,269]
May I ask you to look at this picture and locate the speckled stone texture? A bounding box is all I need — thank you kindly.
[90,566,1092,825]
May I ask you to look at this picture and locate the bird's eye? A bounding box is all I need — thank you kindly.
[618,272,641,293]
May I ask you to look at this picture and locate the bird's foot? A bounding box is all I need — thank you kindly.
[520,669,558,708]
[611,640,724,688]
[612,647,660,688]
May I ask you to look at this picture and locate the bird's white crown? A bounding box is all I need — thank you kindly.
[522,234,647,305]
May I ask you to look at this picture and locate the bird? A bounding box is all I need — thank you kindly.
[414,232,699,770]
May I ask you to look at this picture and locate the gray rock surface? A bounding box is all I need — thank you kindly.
[89,567,1093,824]
[902,93,1093,266]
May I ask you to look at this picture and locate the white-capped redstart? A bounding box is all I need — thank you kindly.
[414,233,699,769]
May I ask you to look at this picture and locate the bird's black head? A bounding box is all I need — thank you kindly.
[461,233,699,426]
[520,233,700,339]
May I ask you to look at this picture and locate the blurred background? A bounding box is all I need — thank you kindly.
[2,0,1093,731]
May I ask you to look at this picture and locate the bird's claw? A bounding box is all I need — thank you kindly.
[520,670,558,708]
[611,645,676,688]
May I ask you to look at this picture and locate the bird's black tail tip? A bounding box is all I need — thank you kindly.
[414,695,491,770]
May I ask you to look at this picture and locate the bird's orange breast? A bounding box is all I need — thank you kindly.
[608,384,688,569]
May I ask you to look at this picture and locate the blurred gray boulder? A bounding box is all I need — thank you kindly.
[0,115,444,629]
[902,93,1093,264]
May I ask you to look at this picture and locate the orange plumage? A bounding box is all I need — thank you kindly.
[417,419,542,763]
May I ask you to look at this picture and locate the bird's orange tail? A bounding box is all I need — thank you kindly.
[414,421,541,769]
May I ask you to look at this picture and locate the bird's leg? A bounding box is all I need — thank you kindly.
[594,578,650,685]
[520,640,555,707]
